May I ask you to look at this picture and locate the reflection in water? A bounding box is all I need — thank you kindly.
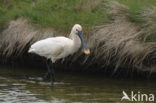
[0,66,155,103]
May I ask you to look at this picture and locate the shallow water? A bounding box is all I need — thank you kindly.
[0,66,156,103]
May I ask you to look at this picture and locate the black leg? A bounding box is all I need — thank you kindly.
[49,62,56,82]
[44,59,55,82]
[43,61,51,80]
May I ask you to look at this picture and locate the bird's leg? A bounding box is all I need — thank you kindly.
[44,59,55,82]
[43,60,51,81]
[49,61,56,82]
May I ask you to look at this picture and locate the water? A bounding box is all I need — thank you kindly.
[0,66,156,103]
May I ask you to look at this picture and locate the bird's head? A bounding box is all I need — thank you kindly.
[72,24,82,32]
[72,24,90,55]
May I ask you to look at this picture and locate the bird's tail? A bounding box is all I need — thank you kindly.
[28,48,35,53]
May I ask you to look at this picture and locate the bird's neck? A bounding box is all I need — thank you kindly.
[69,32,81,52]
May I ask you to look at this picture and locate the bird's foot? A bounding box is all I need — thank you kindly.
[43,72,51,82]
[51,76,56,83]
[43,72,56,83]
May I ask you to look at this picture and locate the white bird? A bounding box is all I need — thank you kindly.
[28,24,90,82]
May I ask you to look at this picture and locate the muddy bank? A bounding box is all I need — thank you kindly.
[0,1,156,78]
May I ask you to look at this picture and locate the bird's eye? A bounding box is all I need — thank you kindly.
[76,29,79,31]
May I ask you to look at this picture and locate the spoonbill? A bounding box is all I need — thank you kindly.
[28,24,90,82]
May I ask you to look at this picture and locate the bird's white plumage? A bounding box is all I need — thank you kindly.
[28,24,83,63]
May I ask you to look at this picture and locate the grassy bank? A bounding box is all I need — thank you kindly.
[0,0,110,32]
[1,0,156,77]
[118,0,156,42]
[1,0,156,35]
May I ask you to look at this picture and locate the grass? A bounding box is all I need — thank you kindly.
[0,0,156,40]
[118,0,156,23]
[117,0,156,42]
[0,0,32,31]
[1,0,156,74]
[0,0,110,33]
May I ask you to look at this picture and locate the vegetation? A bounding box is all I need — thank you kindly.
[118,0,156,42]
[0,0,110,32]
[1,0,156,36]
[1,0,156,76]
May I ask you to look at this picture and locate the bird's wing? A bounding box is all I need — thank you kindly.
[51,43,64,57]
[29,38,64,58]
[43,40,64,58]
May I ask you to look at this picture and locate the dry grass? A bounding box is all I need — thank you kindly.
[0,18,57,58]
[80,1,156,73]
[141,7,156,41]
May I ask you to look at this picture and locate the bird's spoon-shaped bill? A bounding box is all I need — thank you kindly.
[84,49,90,55]
[78,31,90,55]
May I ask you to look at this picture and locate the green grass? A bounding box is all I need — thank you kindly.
[0,0,110,32]
[1,0,156,40]
[24,0,111,32]
[118,0,156,23]
[0,0,33,31]
[117,0,156,42]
